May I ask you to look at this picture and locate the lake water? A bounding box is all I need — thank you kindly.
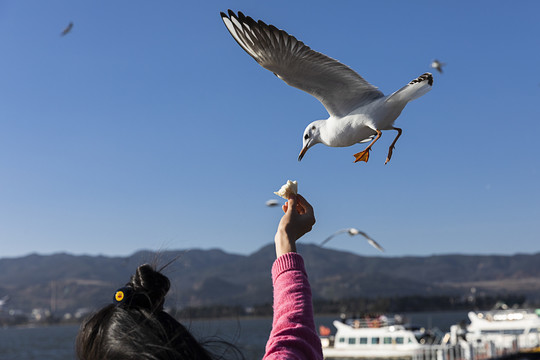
[0,311,469,360]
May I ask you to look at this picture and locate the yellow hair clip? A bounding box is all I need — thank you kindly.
[113,286,133,305]
[115,290,125,302]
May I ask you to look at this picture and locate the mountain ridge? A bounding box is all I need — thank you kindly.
[0,244,538,314]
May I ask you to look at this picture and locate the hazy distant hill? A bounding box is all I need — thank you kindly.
[0,245,539,314]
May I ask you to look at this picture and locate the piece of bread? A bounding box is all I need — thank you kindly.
[274,180,298,200]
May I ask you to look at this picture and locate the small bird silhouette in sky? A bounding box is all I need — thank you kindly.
[61,22,74,36]
[431,59,446,74]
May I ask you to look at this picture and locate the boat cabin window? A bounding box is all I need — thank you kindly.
[372,337,380,344]
[396,337,404,344]
[348,337,357,345]
[338,337,345,344]
[359,337,368,344]
[383,337,392,344]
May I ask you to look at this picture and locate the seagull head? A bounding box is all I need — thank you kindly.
[298,121,324,161]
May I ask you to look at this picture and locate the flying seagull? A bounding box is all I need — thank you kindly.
[61,22,73,36]
[221,10,433,164]
[265,199,279,207]
[320,228,384,252]
[431,59,445,74]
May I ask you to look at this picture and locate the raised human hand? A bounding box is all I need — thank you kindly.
[274,194,315,257]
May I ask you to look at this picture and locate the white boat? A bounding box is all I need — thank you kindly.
[322,308,540,360]
[321,316,454,359]
[464,308,540,350]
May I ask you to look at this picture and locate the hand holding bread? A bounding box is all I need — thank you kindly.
[273,180,315,257]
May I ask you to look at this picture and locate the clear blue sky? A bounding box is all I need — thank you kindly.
[1,1,539,258]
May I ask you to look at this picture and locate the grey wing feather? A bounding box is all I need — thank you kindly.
[368,239,385,252]
[322,228,384,252]
[320,229,349,247]
[221,10,384,118]
[320,233,337,247]
[356,231,385,252]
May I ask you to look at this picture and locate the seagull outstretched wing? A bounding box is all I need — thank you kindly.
[362,233,385,252]
[221,10,384,118]
[320,229,350,247]
[320,228,384,252]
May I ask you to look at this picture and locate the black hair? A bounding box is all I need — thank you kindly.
[76,264,243,360]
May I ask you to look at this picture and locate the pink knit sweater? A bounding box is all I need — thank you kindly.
[263,252,324,360]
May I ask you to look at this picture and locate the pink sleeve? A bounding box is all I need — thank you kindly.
[263,252,323,360]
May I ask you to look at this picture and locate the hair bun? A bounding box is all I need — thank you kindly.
[126,264,170,311]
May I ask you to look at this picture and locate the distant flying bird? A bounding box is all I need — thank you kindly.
[0,295,9,307]
[61,22,73,36]
[320,228,384,252]
[265,199,279,207]
[221,10,433,164]
[431,59,445,74]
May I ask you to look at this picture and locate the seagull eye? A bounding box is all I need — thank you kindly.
[311,126,316,130]
[304,134,309,140]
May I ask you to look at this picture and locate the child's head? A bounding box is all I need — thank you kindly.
[76,264,214,360]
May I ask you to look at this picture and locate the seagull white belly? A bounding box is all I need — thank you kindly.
[323,116,378,147]
[323,100,407,147]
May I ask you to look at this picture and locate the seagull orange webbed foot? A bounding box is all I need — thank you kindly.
[353,149,371,163]
[353,129,382,164]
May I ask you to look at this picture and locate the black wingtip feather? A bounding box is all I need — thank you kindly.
[425,73,434,86]
[409,72,434,87]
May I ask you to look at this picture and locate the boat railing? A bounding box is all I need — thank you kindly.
[345,317,396,329]
[475,309,538,322]
[412,344,465,360]
[412,338,520,360]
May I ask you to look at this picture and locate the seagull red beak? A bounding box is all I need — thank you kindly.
[298,146,308,161]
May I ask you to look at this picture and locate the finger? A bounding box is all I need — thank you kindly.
[282,201,288,213]
[288,195,298,213]
[296,194,313,213]
[296,201,306,214]
[296,194,315,226]
[296,194,313,209]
